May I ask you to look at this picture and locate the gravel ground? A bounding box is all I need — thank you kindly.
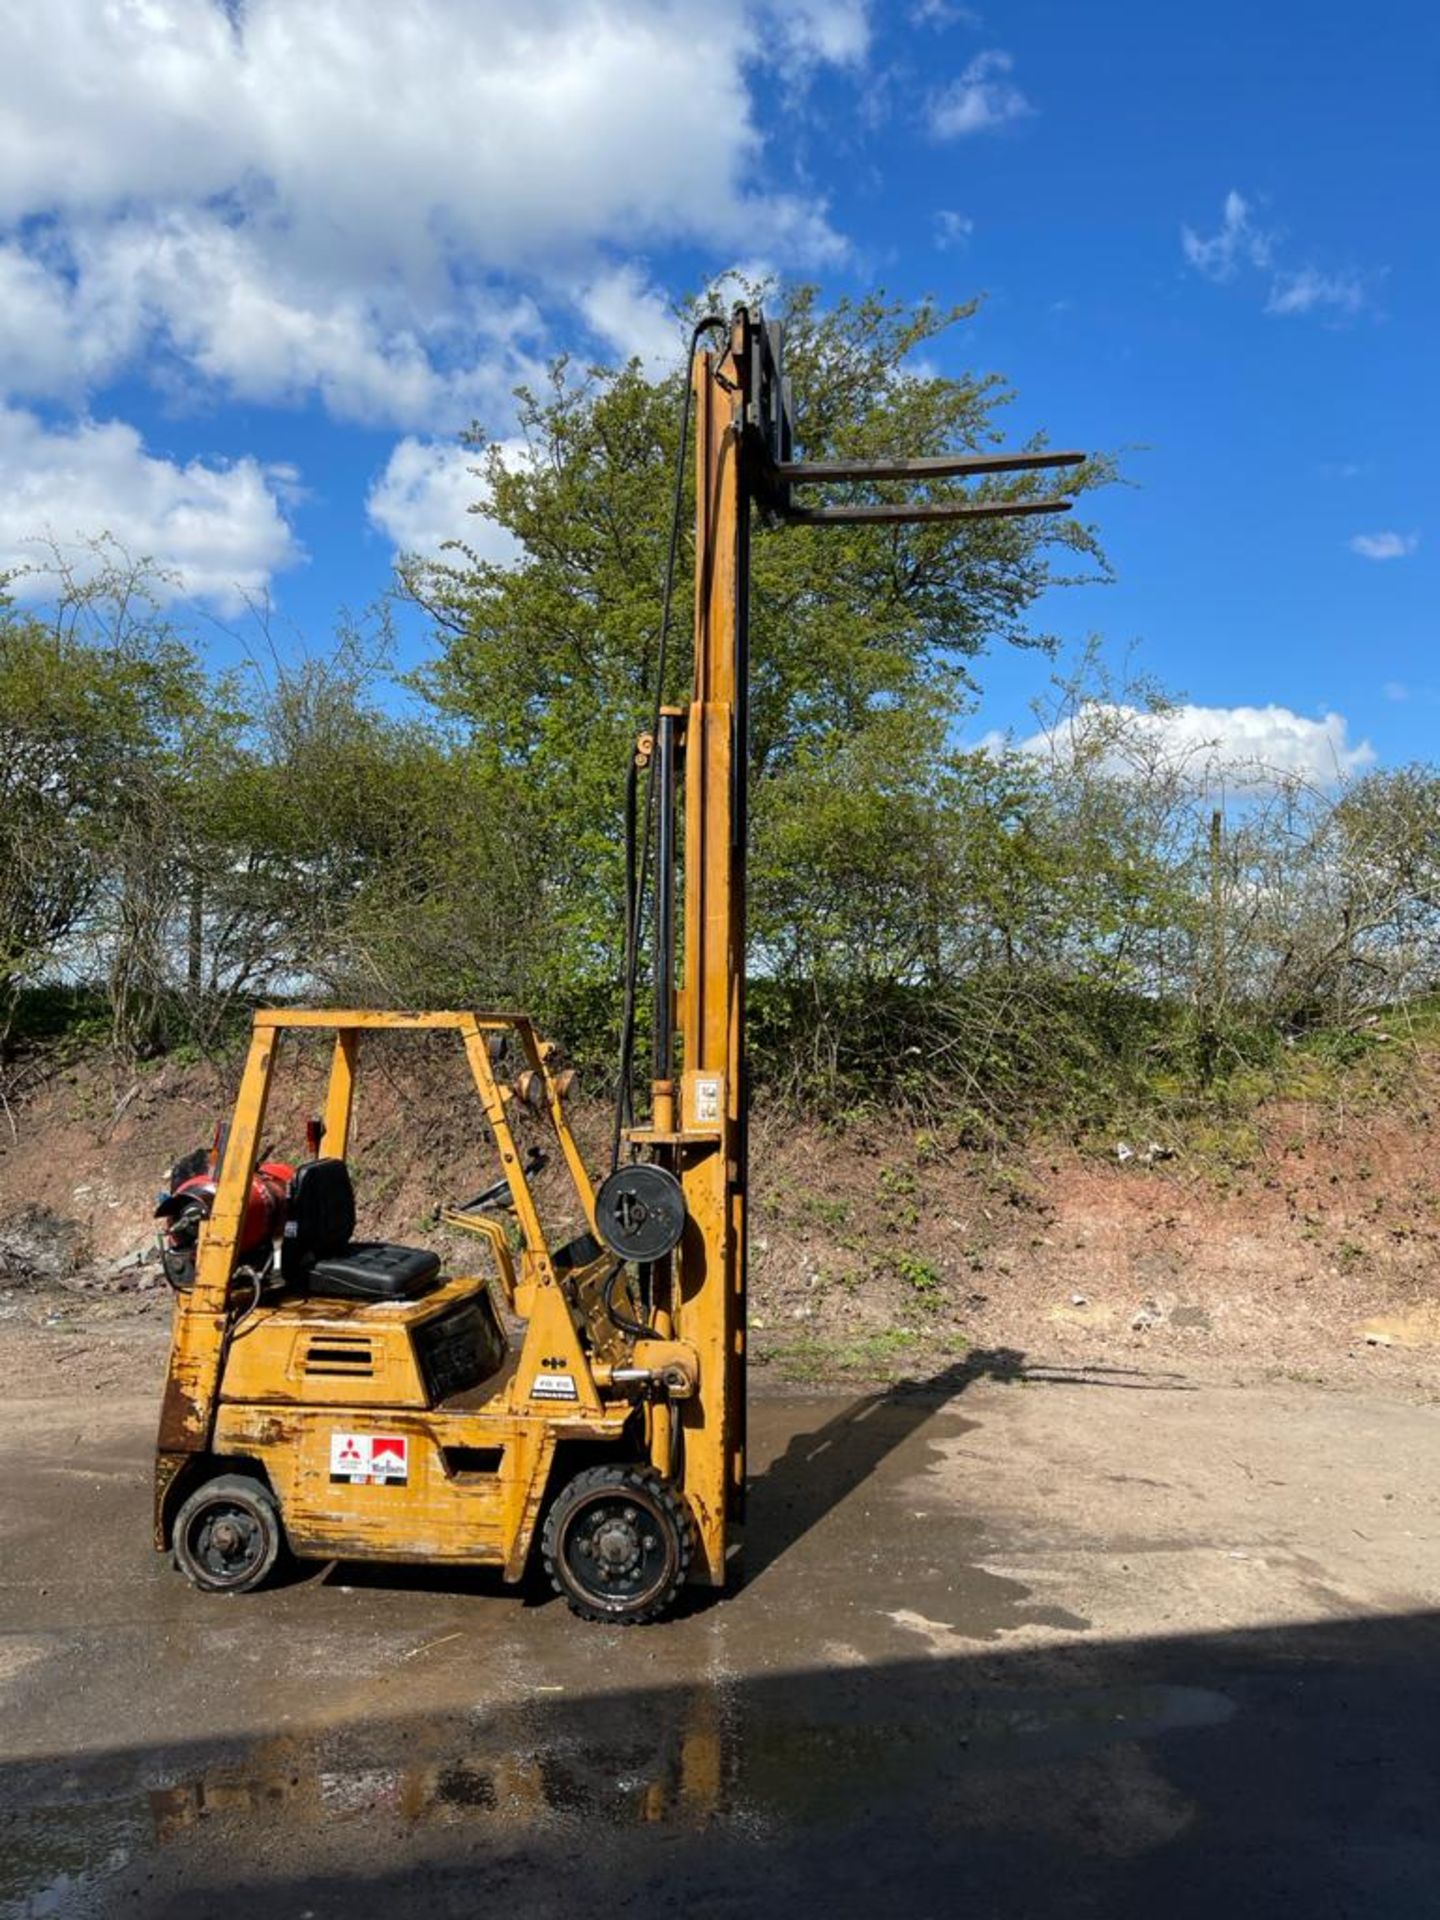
[3,1310,1440,1917]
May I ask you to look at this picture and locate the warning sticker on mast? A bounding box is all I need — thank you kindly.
[330,1432,409,1485]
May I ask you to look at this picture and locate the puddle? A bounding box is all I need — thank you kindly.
[0,1801,145,1919]
[0,1679,1234,1916]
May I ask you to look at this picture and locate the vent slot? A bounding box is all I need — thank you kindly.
[442,1446,503,1479]
[301,1336,375,1378]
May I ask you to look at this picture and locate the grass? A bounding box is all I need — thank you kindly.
[757,1326,970,1385]
[791,1191,852,1232]
[891,1252,942,1302]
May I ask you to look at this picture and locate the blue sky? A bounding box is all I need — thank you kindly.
[1,0,1434,783]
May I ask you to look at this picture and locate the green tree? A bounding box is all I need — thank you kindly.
[0,558,208,1055]
[401,286,1113,1016]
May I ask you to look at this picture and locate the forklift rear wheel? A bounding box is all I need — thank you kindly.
[172,1473,284,1595]
[542,1463,692,1624]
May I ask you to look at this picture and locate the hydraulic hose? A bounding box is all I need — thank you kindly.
[609,312,729,1174]
[602,1259,653,1342]
[613,754,641,1148]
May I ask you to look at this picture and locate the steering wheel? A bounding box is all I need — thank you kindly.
[452,1144,548,1214]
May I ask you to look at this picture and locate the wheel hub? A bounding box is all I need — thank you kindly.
[195,1505,261,1576]
[567,1498,666,1598]
[594,1515,641,1575]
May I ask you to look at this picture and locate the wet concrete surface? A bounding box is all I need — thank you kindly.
[4,1351,1440,1916]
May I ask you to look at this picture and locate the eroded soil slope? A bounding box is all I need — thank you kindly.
[2,1040,1439,1394]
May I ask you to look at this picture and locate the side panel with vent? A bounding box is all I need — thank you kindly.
[218,1315,428,1408]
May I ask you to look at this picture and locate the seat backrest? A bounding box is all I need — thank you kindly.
[283,1158,356,1272]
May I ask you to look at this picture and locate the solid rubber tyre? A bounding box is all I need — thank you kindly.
[172,1472,284,1595]
[541,1462,692,1624]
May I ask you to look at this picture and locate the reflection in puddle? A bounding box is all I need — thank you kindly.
[146,1724,728,1842]
[1,1802,145,1920]
[2,1681,1234,1916]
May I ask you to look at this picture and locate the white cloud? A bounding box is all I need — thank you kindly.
[0,407,300,613]
[1181,189,1375,322]
[911,1,982,25]
[1009,701,1374,790]
[0,240,134,399]
[0,2,810,258]
[576,265,685,375]
[1181,191,1273,282]
[0,0,853,431]
[366,436,529,565]
[934,210,975,251]
[929,50,1033,138]
[1350,530,1418,561]
[766,0,870,69]
[1267,266,1368,319]
[72,212,492,428]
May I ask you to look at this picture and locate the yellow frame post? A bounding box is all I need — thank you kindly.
[155,1020,277,1495]
[670,313,751,1584]
[323,1028,359,1157]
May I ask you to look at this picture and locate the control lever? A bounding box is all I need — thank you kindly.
[453,1144,547,1214]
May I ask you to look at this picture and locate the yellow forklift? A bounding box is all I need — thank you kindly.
[153,308,1083,1622]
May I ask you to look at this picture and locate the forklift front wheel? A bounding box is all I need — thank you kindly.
[172,1473,284,1596]
[541,1463,692,1625]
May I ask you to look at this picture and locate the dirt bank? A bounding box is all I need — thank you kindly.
[2,1042,1440,1395]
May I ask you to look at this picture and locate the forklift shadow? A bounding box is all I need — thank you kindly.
[742,1347,1195,1586]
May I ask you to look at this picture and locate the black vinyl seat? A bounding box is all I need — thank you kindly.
[309,1241,441,1300]
[284,1159,441,1301]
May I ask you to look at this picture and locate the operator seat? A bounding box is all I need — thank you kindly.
[283,1158,441,1301]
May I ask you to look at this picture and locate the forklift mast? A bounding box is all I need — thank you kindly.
[627,308,1083,1586]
